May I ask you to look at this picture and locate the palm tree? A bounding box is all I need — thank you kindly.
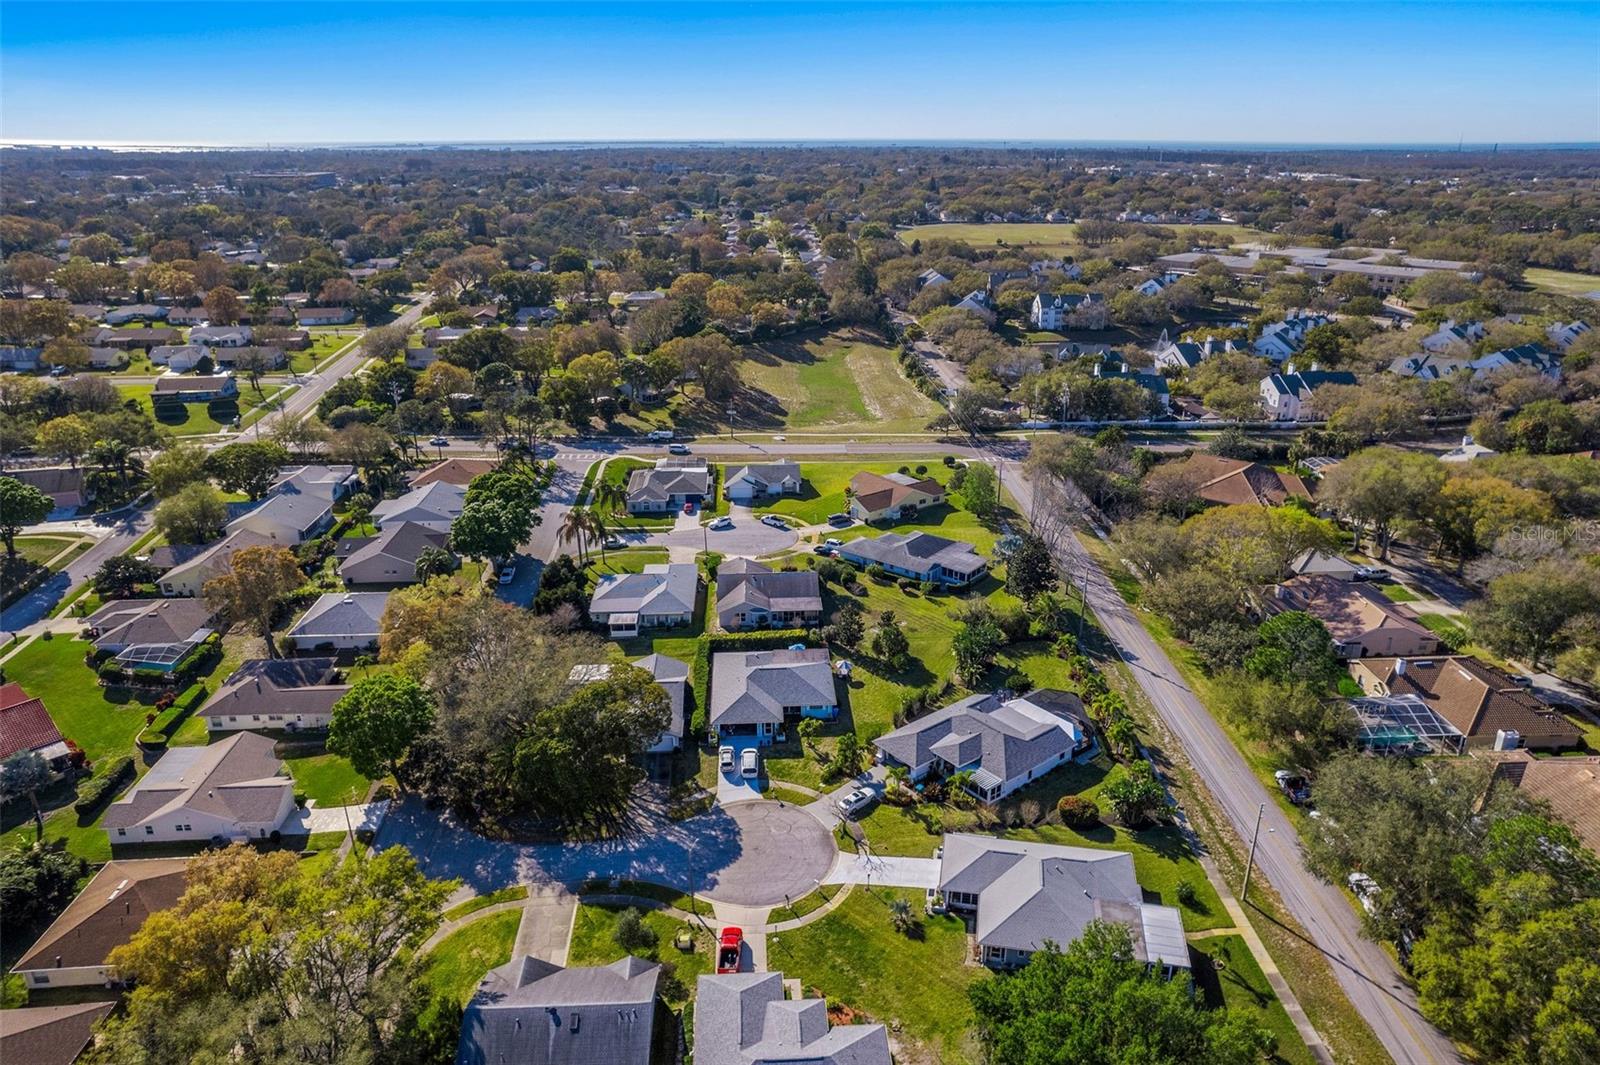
[591,479,626,515]
[588,509,612,564]
[1106,715,1138,761]
[558,507,590,563]
[414,546,456,582]
[887,896,916,935]
[88,438,139,495]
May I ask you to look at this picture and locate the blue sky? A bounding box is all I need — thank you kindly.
[2,1,1596,145]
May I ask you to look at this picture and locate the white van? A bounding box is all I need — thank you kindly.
[647,429,674,442]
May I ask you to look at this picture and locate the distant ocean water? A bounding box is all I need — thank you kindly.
[4,138,1598,154]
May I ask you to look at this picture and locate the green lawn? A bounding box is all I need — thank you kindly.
[1190,934,1316,1065]
[118,382,288,436]
[441,885,529,922]
[585,547,670,577]
[283,751,372,806]
[897,221,1267,257]
[756,459,951,525]
[11,535,84,569]
[770,886,984,1064]
[1525,266,1600,298]
[567,903,713,1005]
[419,910,521,1006]
[304,331,359,369]
[1378,583,1419,603]
[738,330,942,436]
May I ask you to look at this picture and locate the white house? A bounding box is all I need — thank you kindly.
[916,269,950,290]
[1259,366,1359,421]
[103,732,295,846]
[199,658,348,733]
[722,461,802,504]
[297,306,355,326]
[588,563,699,638]
[10,858,188,989]
[1030,292,1105,331]
[953,289,995,324]
[1418,318,1484,353]
[708,648,838,746]
[288,592,389,651]
[1134,272,1181,297]
[1252,313,1330,362]
[1547,320,1590,352]
[1470,344,1560,379]
[148,344,207,372]
[188,325,254,348]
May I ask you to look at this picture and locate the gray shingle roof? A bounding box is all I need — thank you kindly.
[716,560,823,624]
[456,956,661,1065]
[626,465,710,504]
[85,598,214,653]
[199,658,347,721]
[102,732,290,831]
[339,522,451,584]
[709,648,836,728]
[290,592,389,641]
[836,531,984,578]
[588,564,698,618]
[371,481,466,530]
[694,971,890,1065]
[873,689,1088,783]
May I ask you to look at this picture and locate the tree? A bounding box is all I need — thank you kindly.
[0,843,88,941]
[888,896,917,935]
[870,611,911,671]
[36,414,95,468]
[953,617,1004,686]
[203,545,302,658]
[833,731,863,776]
[613,907,658,953]
[148,441,210,498]
[959,461,1000,520]
[1215,671,1356,770]
[825,599,865,646]
[0,477,51,556]
[328,675,436,789]
[204,441,289,500]
[796,717,822,757]
[1245,611,1341,689]
[42,336,91,372]
[1005,532,1058,603]
[0,751,52,838]
[1317,447,1444,558]
[153,482,227,545]
[92,555,160,597]
[1101,761,1168,827]
[968,919,1274,1065]
[1469,561,1600,668]
[414,545,457,582]
[203,285,242,325]
[452,470,542,562]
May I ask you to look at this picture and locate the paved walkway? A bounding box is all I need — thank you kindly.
[516,883,578,966]
[284,799,389,835]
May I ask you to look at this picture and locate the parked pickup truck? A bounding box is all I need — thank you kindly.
[716,926,743,974]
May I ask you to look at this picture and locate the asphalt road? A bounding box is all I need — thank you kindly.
[993,455,1461,1065]
[2,503,154,630]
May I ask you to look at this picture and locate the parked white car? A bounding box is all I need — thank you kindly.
[836,787,876,819]
[709,516,734,531]
[740,748,760,779]
[719,746,735,773]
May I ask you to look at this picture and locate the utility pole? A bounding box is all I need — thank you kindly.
[1241,802,1266,903]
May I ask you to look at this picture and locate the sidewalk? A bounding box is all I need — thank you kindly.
[514,883,578,966]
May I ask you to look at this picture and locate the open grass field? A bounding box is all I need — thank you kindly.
[11,535,86,569]
[585,547,670,577]
[1190,933,1316,1065]
[1525,267,1600,298]
[770,886,984,1064]
[118,382,288,436]
[737,330,942,436]
[419,909,520,1006]
[755,458,952,525]
[898,221,1268,257]
[566,903,713,1005]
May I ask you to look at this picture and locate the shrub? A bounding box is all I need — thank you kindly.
[919,580,935,595]
[994,605,1031,643]
[96,663,126,684]
[1176,879,1199,907]
[866,563,887,583]
[1057,795,1100,829]
[943,455,956,466]
[614,907,658,953]
[74,757,135,817]
[897,578,917,592]
[897,465,910,475]
[914,464,928,475]
[1003,671,1034,694]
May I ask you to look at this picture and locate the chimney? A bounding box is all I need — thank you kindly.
[1284,362,1296,376]
[1395,658,1407,676]
[1462,434,1474,447]
[1274,584,1285,600]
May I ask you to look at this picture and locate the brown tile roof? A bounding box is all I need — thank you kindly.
[12,858,188,972]
[1169,454,1311,507]
[408,457,497,487]
[0,682,65,761]
[0,1002,116,1065]
[849,471,944,514]
[1354,656,1584,748]
[1270,574,1438,647]
[1488,750,1600,854]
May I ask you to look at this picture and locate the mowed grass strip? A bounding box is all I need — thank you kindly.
[739,331,939,435]
[420,909,522,1006]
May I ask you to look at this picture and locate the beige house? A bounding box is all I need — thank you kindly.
[847,471,945,523]
[1268,575,1440,659]
[10,859,187,988]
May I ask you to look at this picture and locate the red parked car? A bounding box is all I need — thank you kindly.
[682,501,695,514]
[716,926,743,974]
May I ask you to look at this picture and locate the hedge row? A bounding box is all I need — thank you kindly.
[74,756,135,817]
[688,629,813,738]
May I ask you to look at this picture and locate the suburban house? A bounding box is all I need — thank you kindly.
[846,470,946,523]
[10,858,188,989]
[1093,358,1170,411]
[916,268,950,289]
[0,1002,115,1065]
[0,346,42,370]
[708,648,838,745]
[722,462,803,504]
[695,971,891,1065]
[1389,351,1472,381]
[1288,549,1358,580]
[1134,271,1181,297]
[567,653,690,754]
[288,592,389,652]
[338,523,453,586]
[0,682,70,770]
[1162,454,1312,507]
[188,325,254,348]
[152,372,238,401]
[626,460,711,514]
[93,327,181,350]
[226,484,338,543]
[1471,343,1560,379]
[423,326,472,347]
[4,466,87,513]
[296,306,355,325]
[1267,575,1441,658]
[1487,750,1600,855]
[1259,366,1359,421]
[103,304,168,325]
[1252,313,1330,362]
[874,689,1093,804]
[273,464,358,501]
[937,834,1191,977]
[1547,320,1591,351]
[83,598,214,671]
[149,344,208,372]
[1440,434,1498,463]
[103,732,295,846]
[835,531,987,587]
[199,658,348,734]
[157,528,276,597]
[588,563,699,638]
[954,289,996,323]
[715,559,823,631]
[1030,291,1103,330]
[1349,656,1584,751]
[408,457,496,488]
[165,306,209,326]
[1150,332,1221,372]
[455,956,668,1065]
[213,344,286,370]
[405,345,439,370]
[370,481,466,532]
[1418,318,1484,353]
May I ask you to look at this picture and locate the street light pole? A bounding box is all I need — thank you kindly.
[1241,802,1266,903]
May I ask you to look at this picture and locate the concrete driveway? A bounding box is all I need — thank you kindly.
[825,853,940,888]
[285,800,389,835]
[715,737,767,804]
[376,795,836,907]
